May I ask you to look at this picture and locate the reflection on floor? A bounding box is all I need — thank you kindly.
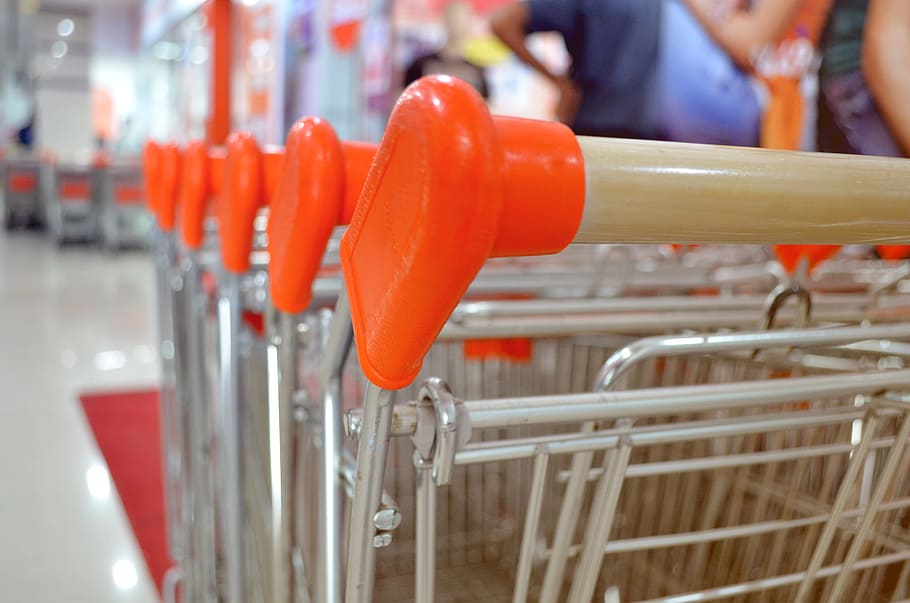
[0,230,160,602]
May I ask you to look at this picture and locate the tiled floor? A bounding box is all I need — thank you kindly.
[0,230,160,602]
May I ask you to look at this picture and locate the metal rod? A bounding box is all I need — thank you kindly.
[351,370,910,438]
[574,137,910,244]
[453,407,873,466]
[344,383,394,603]
[183,251,218,603]
[512,451,551,603]
[794,409,882,603]
[317,292,355,603]
[448,293,910,322]
[539,425,596,603]
[440,306,910,340]
[266,306,298,603]
[415,454,436,603]
[594,324,910,391]
[567,439,632,603]
[589,496,910,555]
[215,271,246,603]
[154,229,185,566]
[829,412,910,601]
[466,370,910,430]
[638,549,910,603]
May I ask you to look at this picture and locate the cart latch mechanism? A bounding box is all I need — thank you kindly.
[411,377,472,486]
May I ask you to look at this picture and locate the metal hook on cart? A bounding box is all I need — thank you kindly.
[761,280,813,332]
[412,378,472,486]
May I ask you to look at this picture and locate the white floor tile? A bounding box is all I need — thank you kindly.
[0,230,161,603]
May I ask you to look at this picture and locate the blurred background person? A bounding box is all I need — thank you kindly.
[817,0,910,157]
[403,0,491,99]
[490,0,831,147]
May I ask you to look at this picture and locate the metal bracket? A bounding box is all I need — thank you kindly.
[411,378,472,486]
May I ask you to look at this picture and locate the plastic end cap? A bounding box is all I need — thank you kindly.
[268,117,346,314]
[774,245,841,276]
[179,141,209,250]
[158,143,182,232]
[341,75,505,390]
[220,132,263,274]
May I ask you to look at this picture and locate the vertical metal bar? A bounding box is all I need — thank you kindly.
[155,230,186,567]
[267,305,299,603]
[318,291,355,603]
[415,453,437,603]
[345,383,395,603]
[829,411,910,602]
[184,254,218,603]
[794,409,881,603]
[567,439,633,603]
[216,271,246,603]
[539,423,596,603]
[513,451,551,603]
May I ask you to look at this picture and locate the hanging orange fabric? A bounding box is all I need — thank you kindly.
[759,0,833,150]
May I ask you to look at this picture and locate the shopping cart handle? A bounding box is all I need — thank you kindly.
[142,141,162,222]
[340,75,585,389]
[341,74,910,391]
[179,143,227,250]
[151,142,182,232]
[179,141,210,250]
[268,116,376,314]
[219,133,283,274]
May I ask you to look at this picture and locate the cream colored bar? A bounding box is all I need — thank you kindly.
[574,137,910,244]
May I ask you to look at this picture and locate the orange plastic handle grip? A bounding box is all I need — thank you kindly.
[159,143,182,231]
[179,141,210,250]
[143,141,162,220]
[268,117,377,314]
[219,133,278,274]
[340,75,585,389]
[773,244,840,276]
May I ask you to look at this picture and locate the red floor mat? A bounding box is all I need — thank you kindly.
[80,389,170,595]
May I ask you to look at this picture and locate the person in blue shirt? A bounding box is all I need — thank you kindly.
[490,0,808,145]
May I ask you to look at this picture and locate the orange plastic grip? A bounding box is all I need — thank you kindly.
[143,141,162,220]
[179,141,210,250]
[220,133,274,274]
[774,244,840,276]
[340,75,585,390]
[268,117,378,314]
[159,143,182,231]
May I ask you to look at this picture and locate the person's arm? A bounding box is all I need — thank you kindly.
[490,3,559,83]
[489,2,580,123]
[863,0,910,156]
[682,0,803,71]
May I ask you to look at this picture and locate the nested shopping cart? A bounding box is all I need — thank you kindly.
[2,153,47,228]
[146,74,910,603]
[96,155,152,250]
[47,160,101,244]
[329,76,910,603]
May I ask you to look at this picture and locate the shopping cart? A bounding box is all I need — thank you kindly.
[48,162,98,244]
[146,75,910,603]
[96,157,152,250]
[332,76,910,603]
[2,154,46,229]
